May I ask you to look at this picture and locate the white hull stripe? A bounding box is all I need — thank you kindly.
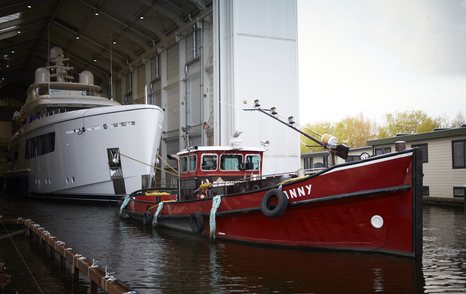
[323,152,413,175]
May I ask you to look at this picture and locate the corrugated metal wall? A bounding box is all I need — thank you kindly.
[216,0,300,174]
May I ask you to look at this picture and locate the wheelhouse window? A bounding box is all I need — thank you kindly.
[180,156,188,172]
[180,155,197,172]
[220,154,242,171]
[189,155,197,171]
[452,139,466,168]
[245,154,260,170]
[374,147,391,155]
[201,154,217,171]
[411,143,428,163]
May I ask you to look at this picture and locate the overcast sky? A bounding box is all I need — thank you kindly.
[297,0,466,125]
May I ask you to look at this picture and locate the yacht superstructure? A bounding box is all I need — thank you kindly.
[5,47,164,201]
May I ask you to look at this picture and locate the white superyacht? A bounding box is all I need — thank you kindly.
[6,47,164,201]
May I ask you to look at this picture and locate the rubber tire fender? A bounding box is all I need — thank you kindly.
[260,188,288,218]
[190,212,205,234]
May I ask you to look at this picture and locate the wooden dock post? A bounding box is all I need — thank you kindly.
[0,217,135,294]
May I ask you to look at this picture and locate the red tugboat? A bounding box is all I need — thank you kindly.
[121,103,423,258]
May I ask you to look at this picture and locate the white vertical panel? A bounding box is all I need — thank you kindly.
[204,17,215,146]
[215,0,300,174]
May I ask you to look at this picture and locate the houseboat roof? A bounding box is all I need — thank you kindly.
[367,126,466,146]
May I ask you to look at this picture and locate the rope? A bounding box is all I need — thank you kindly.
[152,202,164,226]
[209,195,222,240]
[88,259,99,277]
[157,153,179,175]
[0,221,44,294]
[118,152,154,168]
[118,151,179,177]
[154,166,179,177]
[118,151,180,178]
[102,266,116,291]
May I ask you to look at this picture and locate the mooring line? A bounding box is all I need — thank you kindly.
[118,151,179,177]
[0,221,44,294]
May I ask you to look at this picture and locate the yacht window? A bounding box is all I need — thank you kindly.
[220,154,242,171]
[25,132,55,159]
[201,154,217,171]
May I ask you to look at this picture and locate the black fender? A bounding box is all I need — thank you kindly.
[190,212,205,234]
[260,188,288,218]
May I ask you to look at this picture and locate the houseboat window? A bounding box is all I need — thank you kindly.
[411,143,428,163]
[245,154,260,170]
[189,155,197,171]
[345,155,361,162]
[423,186,430,196]
[180,156,188,172]
[452,140,466,168]
[220,154,242,171]
[375,147,391,155]
[303,157,313,169]
[201,154,217,171]
[453,187,465,198]
[312,157,327,168]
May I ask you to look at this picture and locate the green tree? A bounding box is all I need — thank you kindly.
[334,114,375,148]
[377,110,441,138]
[300,122,334,153]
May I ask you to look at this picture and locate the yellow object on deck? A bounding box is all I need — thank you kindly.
[145,191,170,196]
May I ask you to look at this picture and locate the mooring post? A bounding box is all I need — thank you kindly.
[60,255,65,272]
[73,268,79,285]
[2,218,135,294]
[91,281,98,294]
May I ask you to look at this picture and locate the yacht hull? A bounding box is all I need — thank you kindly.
[6,105,164,201]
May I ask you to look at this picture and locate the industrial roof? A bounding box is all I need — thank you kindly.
[0,0,211,102]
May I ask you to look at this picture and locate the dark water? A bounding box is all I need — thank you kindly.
[0,197,465,294]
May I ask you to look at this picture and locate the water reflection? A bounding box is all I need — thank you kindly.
[0,197,465,293]
[422,206,466,293]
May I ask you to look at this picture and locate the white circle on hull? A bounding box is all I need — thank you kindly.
[371,215,384,229]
